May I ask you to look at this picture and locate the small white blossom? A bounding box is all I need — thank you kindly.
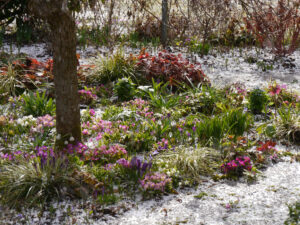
[69,136,75,142]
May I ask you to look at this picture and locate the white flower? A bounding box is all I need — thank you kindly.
[56,134,61,140]
[64,141,68,145]
[171,121,176,126]
[157,120,162,126]
[69,136,75,142]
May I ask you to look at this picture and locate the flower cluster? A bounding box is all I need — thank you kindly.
[36,146,54,159]
[0,150,24,161]
[117,156,152,176]
[140,172,172,192]
[122,98,149,109]
[221,156,252,175]
[268,83,287,96]
[31,115,55,133]
[16,115,36,127]
[152,138,172,156]
[1,146,54,162]
[65,143,127,163]
[78,88,97,104]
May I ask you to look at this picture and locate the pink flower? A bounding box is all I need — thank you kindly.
[89,109,95,116]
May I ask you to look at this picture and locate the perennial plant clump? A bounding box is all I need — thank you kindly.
[136,50,209,87]
[221,156,253,177]
[140,172,172,193]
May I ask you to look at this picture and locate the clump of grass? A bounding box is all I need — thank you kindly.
[276,104,300,144]
[0,62,27,96]
[87,50,136,85]
[157,147,222,183]
[196,108,252,147]
[0,155,83,208]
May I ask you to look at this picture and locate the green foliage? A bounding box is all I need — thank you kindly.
[102,105,124,120]
[98,193,119,205]
[88,50,136,84]
[284,201,300,225]
[256,60,274,71]
[194,192,208,199]
[189,40,211,56]
[0,156,81,208]
[139,79,180,111]
[196,108,252,147]
[114,77,136,101]
[224,108,253,137]
[276,104,300,144]
[22,90,55,117]
[196,116,228,147]
[249,88,268,114]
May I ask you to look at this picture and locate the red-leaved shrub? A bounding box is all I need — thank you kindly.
[244,0,300,56]
[136,50,210,87]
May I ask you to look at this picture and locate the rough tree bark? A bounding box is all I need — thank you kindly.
[28,0,81,149]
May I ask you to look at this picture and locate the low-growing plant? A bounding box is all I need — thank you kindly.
[256,60,274,71]
[156,147,222,183]
[102,105,124,121]
[221,156,253,178]
[22,90,55,117]
[196,116,228,147]
[87,50,136,84]
[78,87,97,105]
[183,85,226,115]
[136,50,209,87]
[116,157,152,184]
[0,154,82,208]
[140,172,172,196]
[249,88,268,114]
[184,38,211,56]
[224,108,253,138]
[284,201,300,225]
[196,108,252,147]
[0,62,29,97]
[113,77,136,101]
[276,104,300,144]
[140,80,181,111]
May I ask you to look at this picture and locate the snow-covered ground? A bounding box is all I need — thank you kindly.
[0,43,299,225]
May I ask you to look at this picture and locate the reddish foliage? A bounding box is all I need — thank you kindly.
[244,0,300,56]
[136,50,210,87]
[257,140,276,152]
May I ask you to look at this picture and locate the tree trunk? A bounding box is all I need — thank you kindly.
[161,0,168,48]
[28,0,81,150]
